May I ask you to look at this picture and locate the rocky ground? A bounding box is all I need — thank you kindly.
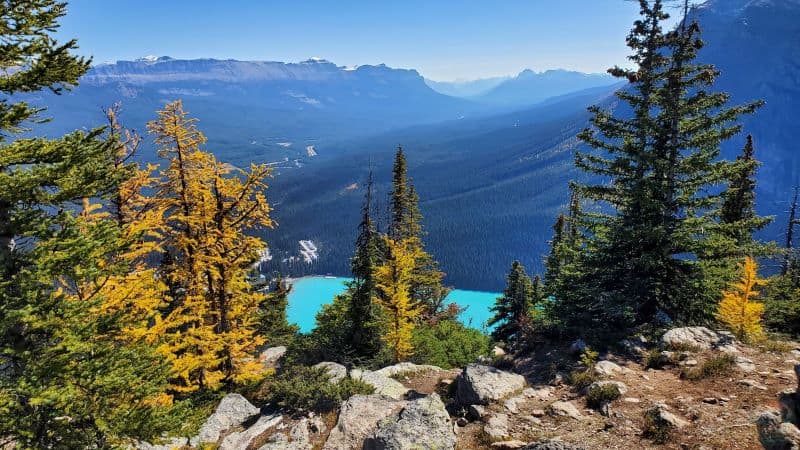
[137,327,800,449]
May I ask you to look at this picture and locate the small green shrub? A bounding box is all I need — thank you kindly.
[759,339,794,354]
[643,349,677,369]
[665,341,701,352]
[263,365,374,412]
[643,410,673,444]
[585,383,623,409]
[411,319,491,369]
[680,353,736,381]
[579,346,599,367]
[568,369,598,392]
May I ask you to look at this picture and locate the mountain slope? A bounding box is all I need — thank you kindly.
[425,76,510,97]
[263,0,800,289]
[30,57,480,164]
[474,69,618,108]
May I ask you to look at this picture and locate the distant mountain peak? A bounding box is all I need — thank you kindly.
[134,55,172,64]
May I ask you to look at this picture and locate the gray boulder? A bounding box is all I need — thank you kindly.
[644,403,689,431]
[323,394,406,450]
[354,370,410,400]
[593,360,627,377]
[757,409,800,450]
[661,326,736,351]
[522,441,587,450]
[366,394,456,450]
[218,414,282,450]
[313,361,348,384]
[547,401,583,420]
[570,339,587,354]
[190,393,260,446]
[455,364,527,405]
[259,346,287,369]
[374,362,442,378]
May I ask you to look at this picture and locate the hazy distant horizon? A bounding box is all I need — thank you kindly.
[58,0,683,81]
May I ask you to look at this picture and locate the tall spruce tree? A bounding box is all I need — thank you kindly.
[346,170,384,361]
[387,147,448,318]
[782,187,799,276]
[543,213,566,294]
[719,135,771,251]
[544,188,584,298]
[563,0,762,334]
[489,261,534,344]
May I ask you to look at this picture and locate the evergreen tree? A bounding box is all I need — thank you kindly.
[562,0,762,334]
[782,187,799,277]
[258,275,299,345]
[489,261,534,344]
[543,213,566,294]
[346,170,384,361]
[387,147,448,318]
[0,3,184,445]
[719,135,772,252]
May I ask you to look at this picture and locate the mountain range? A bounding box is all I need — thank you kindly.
[25,0,800,290]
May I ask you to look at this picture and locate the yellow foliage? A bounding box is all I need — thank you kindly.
[147,100,272,392]
[374,237,424,362]
[717,256,766,342]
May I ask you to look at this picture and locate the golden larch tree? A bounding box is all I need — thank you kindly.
[717,256,766,342]
[148,100,272,392]
[96,105,168,344]
[374,236,424,362]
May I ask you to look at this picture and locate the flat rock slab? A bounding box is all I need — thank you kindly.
[323,394,406,450]
[547,401,583,420]
[355,370,410,400]
[366,394,456,450]
[455,364,527,406]
[191,393,260,446]
[374,362,443,378]
[483,413,510,441]
[219,414,282,450]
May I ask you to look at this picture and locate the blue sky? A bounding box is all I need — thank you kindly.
[57,0,683,81]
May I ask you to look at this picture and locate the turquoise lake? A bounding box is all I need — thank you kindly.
[287,276,500,333]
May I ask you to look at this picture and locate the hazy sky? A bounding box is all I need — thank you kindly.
[57,0,684,81]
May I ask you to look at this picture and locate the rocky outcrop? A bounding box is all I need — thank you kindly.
[374,362,443,378]
[353,370,410,400]
[660,327,737,351]
[190,393,261,447]
[757,410,800,450]
[455,364,527,405]
[323,394,406,450]
[218,414,282,450]
[757,364,800,450]
[366,394,456,450]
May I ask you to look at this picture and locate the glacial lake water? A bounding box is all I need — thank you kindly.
[287,276,500,333]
